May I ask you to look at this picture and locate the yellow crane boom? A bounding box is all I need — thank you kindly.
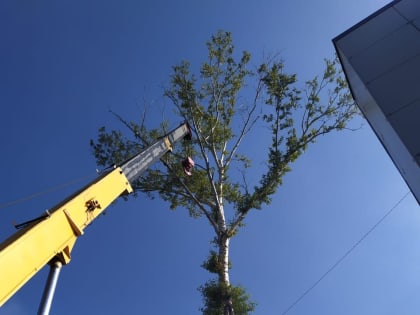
[0,122,191,312]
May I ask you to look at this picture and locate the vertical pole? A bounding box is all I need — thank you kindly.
[37,260,62,315]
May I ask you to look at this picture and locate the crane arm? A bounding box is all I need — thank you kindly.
[0,122,191,307]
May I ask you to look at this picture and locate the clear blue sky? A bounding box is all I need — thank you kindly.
[1,1,419,314]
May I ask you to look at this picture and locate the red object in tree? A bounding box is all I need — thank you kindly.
[182,157,195,176]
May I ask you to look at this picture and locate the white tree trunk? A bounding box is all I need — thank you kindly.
[218,234,230,285]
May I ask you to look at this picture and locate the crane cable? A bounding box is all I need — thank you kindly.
[0,174,95,210]
[281,190,411,315]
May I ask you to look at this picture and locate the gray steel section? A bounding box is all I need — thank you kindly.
[121,140,170,184]
[120,123,190,184]
[167,123,190,143]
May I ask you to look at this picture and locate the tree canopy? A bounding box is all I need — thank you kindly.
[90,30,358,314]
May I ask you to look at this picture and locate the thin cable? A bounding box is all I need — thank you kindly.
[281,191,411,315]
[0,174,95,210]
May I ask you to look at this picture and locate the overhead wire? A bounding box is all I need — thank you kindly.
[0,169,413,311]
[0,174,96,210]
[281,190,411,315]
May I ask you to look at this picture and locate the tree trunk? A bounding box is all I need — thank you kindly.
[218,234,230,285]
[218,233,234,314]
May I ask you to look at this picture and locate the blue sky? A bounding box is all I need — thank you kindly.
[1,1,419,314]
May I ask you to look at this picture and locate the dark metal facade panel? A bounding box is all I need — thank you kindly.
[388,100,420,164]
[394,0,420,22]
[388,100,420,165]
[333,0,420,204]
[350,23,420,86]
[367,54,420,115]
[336,8,404,58]
[332,0,402,42]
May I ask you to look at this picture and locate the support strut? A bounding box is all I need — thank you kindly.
[37,260,62,315]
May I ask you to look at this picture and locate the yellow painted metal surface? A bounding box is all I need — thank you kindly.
[0,167,132,307]
[164,137,173,151]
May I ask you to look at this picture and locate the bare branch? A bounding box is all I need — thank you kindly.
[225,78,263,168]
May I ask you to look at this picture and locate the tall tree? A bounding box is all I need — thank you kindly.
[90,30,357,314]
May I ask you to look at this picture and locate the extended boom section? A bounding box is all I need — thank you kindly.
[0,122,191,309]
[121,122,191,184]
